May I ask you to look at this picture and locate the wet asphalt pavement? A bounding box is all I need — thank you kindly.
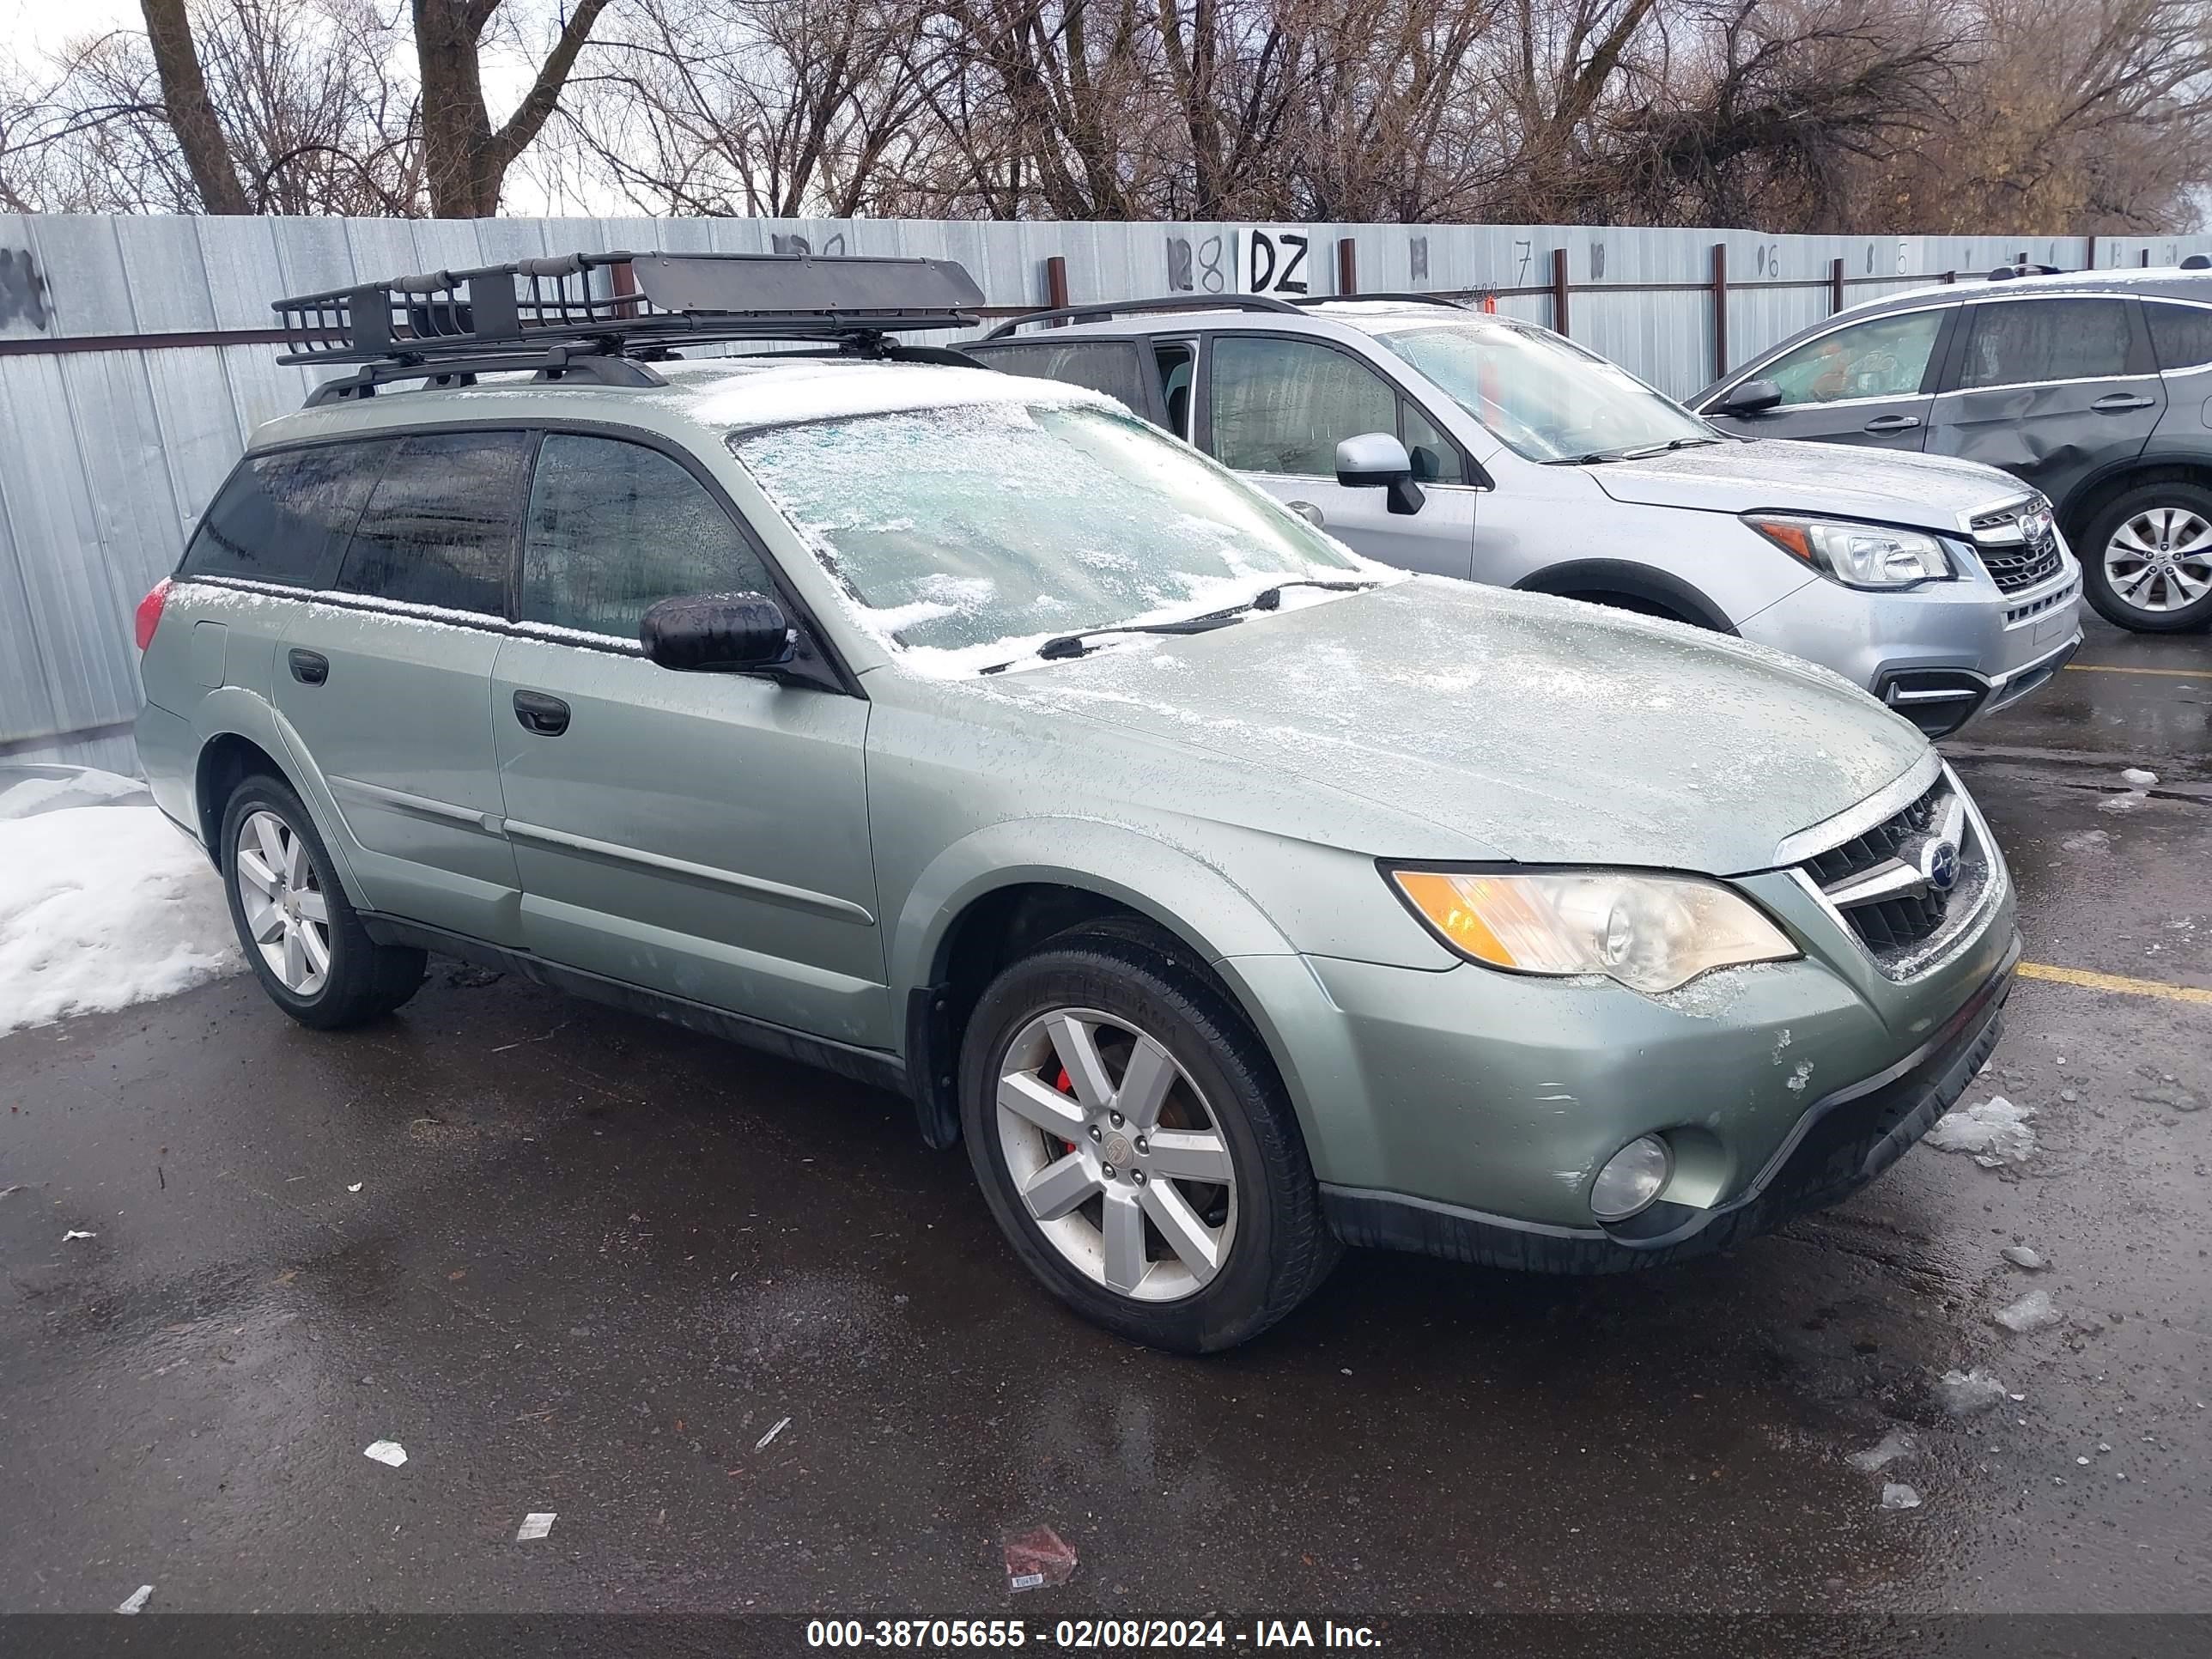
[1,617,2208,1633]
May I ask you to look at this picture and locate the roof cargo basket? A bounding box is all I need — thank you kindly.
[275,250,985,401]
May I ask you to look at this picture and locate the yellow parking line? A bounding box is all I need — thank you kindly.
[2063,663,2212,680]
[2019,961,2212,1006]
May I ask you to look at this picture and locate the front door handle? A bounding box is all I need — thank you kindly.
[287,648,328,685]
[2091,392,2155,412]
[1862,414,1922,433]
[1285,500,1325,526]
[512,690,570,736]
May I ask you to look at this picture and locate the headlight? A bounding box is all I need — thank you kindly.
[1744,514,1953,589]
[1389,868,1797,994]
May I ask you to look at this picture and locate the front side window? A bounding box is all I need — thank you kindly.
[1372,320,1712,462]
[521,434,775,637]
[181,440,392,586]
[335,430,531,615]
[1957,298,2132,389]
[1209,336,1399,475]
[732,401,1364,671]
[1758,309,1946,406]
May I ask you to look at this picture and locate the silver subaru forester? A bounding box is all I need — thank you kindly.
[969,296,2086,737]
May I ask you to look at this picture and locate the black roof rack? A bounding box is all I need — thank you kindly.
[276,249,985,402]
[1986,263,2068,280]
[1290,292,1474,311]
[977,294,1303,341]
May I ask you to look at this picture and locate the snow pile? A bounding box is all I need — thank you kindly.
[1846,1429,1917,1473]
[0,770,240,1036]
[1924,1096,2037,1167]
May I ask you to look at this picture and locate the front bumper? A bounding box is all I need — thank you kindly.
[1738,554,2083,738]
[1316,938,2014,1272]
[1216,851,2019,1273]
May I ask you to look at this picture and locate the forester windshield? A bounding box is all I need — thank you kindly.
[732,402,1366,673]
[1373,319,1717,463]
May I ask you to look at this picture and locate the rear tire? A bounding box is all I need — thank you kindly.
[960,927,1337,1352]
[218,774,425,1030]
[2078,481,2212,632]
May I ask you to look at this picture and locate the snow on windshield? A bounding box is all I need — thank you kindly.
[732,401,1374,676]
[1371,321,1712,463]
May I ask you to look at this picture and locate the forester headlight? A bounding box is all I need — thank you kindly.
[1745,514,1953,589]
[1389,869,1798,994]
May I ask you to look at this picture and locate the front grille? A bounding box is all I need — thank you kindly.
[1969,500,2064,593]
[1796,773,1990,975]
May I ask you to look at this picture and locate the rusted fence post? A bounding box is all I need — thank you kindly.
[1711,243,1729,380]
[1550,246,1571,337]
[1830,256,1845,314]
[1337,238,1358,296]
[1043,255,1069,318]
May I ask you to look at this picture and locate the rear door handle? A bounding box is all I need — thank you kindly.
[512,690,570,736]
[2091,392,2155,412]
[1862,414,1921,433]
[287,648,328,685]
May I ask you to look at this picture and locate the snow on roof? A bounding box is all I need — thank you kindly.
[665,357,1116,428]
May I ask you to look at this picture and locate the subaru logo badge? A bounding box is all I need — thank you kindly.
[1918,837,1960,893]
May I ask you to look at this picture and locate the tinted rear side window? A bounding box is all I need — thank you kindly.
[2145,301,2212,371]
[520,434,775,637]
[1956,299,2133,389]
[180,441,392,586]
[970,341,1152,415]
[335,431,532,615]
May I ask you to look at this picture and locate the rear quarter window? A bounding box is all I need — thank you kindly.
[969,341,1152,416]
[179,440,393,587]
[2145,301,2212,371]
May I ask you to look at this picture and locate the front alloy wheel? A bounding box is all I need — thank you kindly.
[996,1007,1237,1301]
[961,927,1338,1352]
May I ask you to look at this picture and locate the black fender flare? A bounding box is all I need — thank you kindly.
[1511,560,1739,635]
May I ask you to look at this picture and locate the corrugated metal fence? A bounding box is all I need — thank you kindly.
[3,211,2207,769]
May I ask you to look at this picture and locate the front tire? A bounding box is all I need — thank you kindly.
[2079,482,2212,632]
[960,928,1337,1352]
[219,774,424,1030]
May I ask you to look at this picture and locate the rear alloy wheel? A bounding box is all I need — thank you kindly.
[2081,483,2212,631]
[219,775,425,1030]
[962,928,1337,1352]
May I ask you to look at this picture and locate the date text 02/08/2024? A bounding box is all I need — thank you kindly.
[804,1620,1382,1649]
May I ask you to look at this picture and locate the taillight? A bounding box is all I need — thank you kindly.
[135,577,173,652]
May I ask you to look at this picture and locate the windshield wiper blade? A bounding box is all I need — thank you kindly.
[978,580,1381,674]
[1244,577,1381,611]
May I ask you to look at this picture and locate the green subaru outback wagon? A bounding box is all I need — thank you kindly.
[133,252,2019,1351]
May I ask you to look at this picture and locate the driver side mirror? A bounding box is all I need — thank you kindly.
[1713,378,1783,416]
[1335,432,1426,515]
[641,592,795,674]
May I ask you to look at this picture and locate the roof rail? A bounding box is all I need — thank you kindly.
[976,294,1303,341]
[1290,292,1473,311]
[1986,263,2068,281]
[275,250,984,399]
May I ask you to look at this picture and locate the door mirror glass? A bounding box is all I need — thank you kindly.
[641,592,794,673]
[1335,432,1426,515]
[1716,378,1783,416]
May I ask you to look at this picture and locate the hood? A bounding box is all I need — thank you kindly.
[961,579,1928,873]
[1590,437,2026,527]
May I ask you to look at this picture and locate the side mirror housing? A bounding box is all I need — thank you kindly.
[641,592,795,673]
[1714,378,1783,416]
[1334,431,1426,515]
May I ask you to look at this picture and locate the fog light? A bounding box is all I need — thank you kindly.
[1590,1135,1672,1221]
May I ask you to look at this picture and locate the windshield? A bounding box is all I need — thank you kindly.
[732,402,1364,673]
[1373,321,1716,462]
